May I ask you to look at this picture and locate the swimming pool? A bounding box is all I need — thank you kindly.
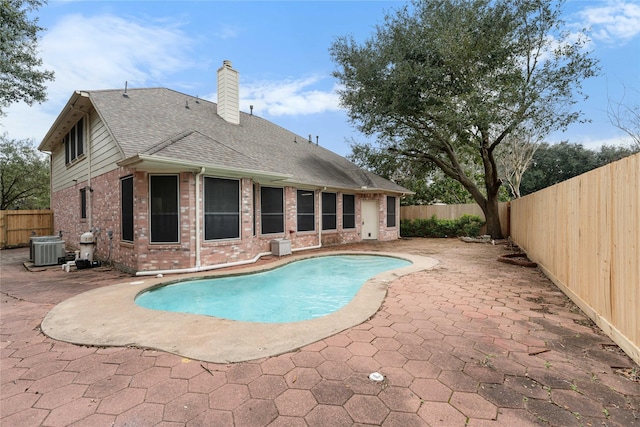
[135,255,412,322]
[43,250,438,362]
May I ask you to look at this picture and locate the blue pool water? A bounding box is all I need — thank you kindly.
[135,255,411,323]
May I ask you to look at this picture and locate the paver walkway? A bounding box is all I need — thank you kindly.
[2,238,639,426]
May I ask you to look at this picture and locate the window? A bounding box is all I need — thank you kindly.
[150,175,179,243]
[204,177,240,240]
[342,194,355,229]
[261,187,284,234]
[121,176,134,242]
[64,118,84,165]
[80,188,87,219]
[322,192,337,230]
[297,190,315,232]
[387,196,396,228]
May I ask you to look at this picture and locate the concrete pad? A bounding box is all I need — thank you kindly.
[41,251,438,363]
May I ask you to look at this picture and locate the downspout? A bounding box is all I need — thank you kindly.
[86,114,92,230]
[194,167,205,268]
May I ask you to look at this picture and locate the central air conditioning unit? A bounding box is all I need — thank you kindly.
[29,235,61,261]
[270,239,292,256]
[33,240,66,266]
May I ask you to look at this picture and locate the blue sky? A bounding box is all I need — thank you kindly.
[3,0,639,156]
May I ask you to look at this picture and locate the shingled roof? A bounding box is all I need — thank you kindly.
[85,87,409,193]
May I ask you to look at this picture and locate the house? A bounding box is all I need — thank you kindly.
[38,60,410,274]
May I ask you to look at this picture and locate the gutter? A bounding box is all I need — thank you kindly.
[117,154,291,182]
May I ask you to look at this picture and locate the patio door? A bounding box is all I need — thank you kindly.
[361,200,379,240]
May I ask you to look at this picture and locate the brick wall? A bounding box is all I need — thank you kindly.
[52,171,400,273]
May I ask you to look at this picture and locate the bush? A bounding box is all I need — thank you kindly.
[400,214,484,238]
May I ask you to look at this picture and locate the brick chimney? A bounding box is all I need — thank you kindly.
[217,60,240,125]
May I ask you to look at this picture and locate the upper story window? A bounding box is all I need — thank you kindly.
[322,192,337,231]
[64,118,85,165]
[387,196,397,228]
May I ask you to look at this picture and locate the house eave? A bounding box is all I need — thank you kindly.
[277,178,413,195]
[117,154,293,182]
[39,91,92,152]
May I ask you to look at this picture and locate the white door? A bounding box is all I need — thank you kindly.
[361,200,379,240]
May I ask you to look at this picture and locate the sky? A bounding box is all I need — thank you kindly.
[2,0,639,157]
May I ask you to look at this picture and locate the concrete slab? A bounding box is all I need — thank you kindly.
[41,251,438,363]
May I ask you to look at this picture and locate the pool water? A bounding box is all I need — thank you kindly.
[135,255,411,323]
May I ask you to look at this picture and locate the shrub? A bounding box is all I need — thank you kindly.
[400,214,484,238]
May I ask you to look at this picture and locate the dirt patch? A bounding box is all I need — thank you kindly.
[497,252,537,267]
[615,367,640,382]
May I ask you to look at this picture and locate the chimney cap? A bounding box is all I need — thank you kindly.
[223,59,233,68]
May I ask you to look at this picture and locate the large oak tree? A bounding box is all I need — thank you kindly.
[1,0,54,115]
[0,134,50,210]
[330,0,599,238]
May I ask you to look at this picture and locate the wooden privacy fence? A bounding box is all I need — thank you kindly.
[0,210,54,249]
[511,153,639,365]
[400,202,510,237]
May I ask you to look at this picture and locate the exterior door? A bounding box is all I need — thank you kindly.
[361,200,379,240]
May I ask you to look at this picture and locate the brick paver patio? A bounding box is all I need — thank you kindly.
[2,238,639,426]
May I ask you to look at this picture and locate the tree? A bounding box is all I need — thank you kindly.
[330,0,599,238]
[607,86,640,150]
[495,124,542,198]
[0,0,54,115]
[0,134,50,210]
[520,141,639,195]
[348,139,477,205]
[594,143,638,165]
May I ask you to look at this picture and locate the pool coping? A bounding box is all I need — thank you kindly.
[41,251,438,363]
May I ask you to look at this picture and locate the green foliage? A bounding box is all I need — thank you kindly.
[0,0,54,114]
[0,134,50,209]
[348,140,475,205]
[401,214,484,238]
[331,0,599,238]
[520,141,639,195]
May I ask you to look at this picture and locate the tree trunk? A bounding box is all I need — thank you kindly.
[483,195,503,239]
[479,141,504,240]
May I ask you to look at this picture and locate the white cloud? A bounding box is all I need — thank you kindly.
[42,14,193,95]
[207,76,342,117]
[2,13,194,142]
[215,24,242,40]
[576,1,640,43]
[549,132,635,151]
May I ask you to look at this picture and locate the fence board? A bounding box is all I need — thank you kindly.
[511,153,639,365]
[0,210,54,248]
